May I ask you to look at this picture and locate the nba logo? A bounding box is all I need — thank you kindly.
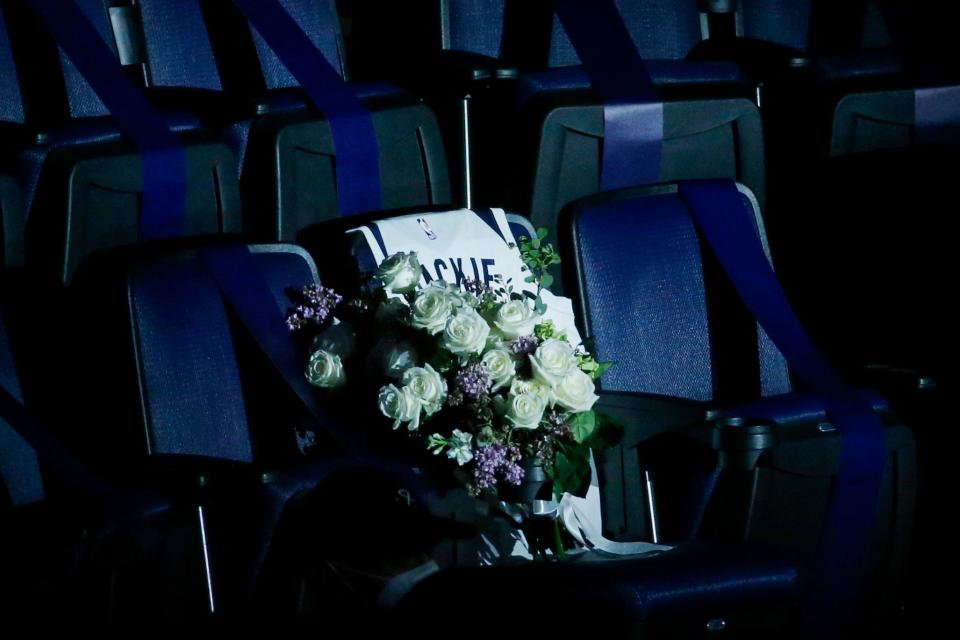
[417,217,438,240]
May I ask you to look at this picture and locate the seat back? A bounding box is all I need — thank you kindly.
[529,98,765,249]
[444,0,506,58]
[136,0,223,91]
[0,306,44,508]
[0,2,25,126]
[252,0,346,87]
[549,0,703,66]
[59,0,117,118]
[126,244,319,461]
[740,0,811,52]
[564,183,790,403]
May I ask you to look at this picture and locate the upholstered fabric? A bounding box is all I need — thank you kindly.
[0,309,44,507]
[252,0,345,88]
[571,188,792,401]
[0,3,25,125]
[549,0,703,67]
[137,0,223,91]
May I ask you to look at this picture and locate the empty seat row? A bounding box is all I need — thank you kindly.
[0,0,452,285]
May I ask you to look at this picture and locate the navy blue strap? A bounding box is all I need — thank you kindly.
[0,383,110,498]
[552,0,663,189]
[231,0,381,216]
[677,179,887,632]
[198,245,359,451]
[26,0,186,241]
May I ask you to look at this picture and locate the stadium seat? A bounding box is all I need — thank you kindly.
[2,0,240,285]
[138,0,453,241]
[561,181,916,623]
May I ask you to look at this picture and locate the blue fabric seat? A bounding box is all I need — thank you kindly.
[87,242,424,614]
[3,0,240,285]
[329,206,800,635]
[397,543,799,635]
[483,1,761,243]
[0,6,26,267]
[520,0,747,101]
[132,0,451,241]
[561,181,916,618]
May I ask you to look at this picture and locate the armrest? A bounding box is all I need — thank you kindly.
[860,363,937,394]
[595,390,707,448]
[386,51,504,95]
[133,454,260,505]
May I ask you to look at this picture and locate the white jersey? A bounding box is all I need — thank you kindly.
[349,208,582,345]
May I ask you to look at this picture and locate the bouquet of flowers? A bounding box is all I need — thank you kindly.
[285,230,620,506]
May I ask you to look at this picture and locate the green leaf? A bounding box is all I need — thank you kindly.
[540,273,554,289]
[553,450,591,497]
[583,412,625,450]
[534,297,547,315]
[536,227,549,240]
[524,275,537,284]
[593,361,614,379]
[569,411,598,444]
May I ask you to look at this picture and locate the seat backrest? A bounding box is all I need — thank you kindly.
[529,97,766,248]
[565,183,790,403]
[248,0,346,88]
[126,244,319,461]
[0,306,44,508]
[135,0,223,91]
[0,3,25,126]
[58,0,117,118]
[739,0,811,51]
[444,0,506,58]
[548,0,703,66]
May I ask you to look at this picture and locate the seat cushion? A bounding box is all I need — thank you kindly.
[517,61,747,107]
[397,544,798,633]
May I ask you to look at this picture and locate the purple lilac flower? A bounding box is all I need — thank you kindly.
[286,284,343,331]
[454,363,493,400]
[472,443,524,491]
[536,410,572,464]
[510,335,540,357]
[461,277,494,298]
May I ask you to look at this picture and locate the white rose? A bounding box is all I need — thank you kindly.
[493,299,540,339]
[529,338,576,388]
[402,364,447,416]
[410,283,461,334]
[378,384,422,431]
[481,348,516,391]
[367,337,418,380]
[553,369,599,413]
[305,349,345,388]
[505,392,548,430]
[376,251,421,295]
[509,378,554,405]
[441,307,491,358]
